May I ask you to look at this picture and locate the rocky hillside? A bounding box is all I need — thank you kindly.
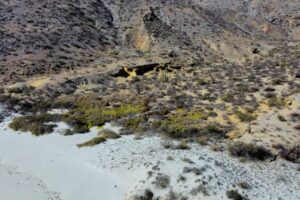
[0,0,299,82]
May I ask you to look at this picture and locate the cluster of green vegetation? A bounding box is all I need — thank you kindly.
[122,116,145,130]
[196,78,209,86]
[154,110,206,138]
[206,124,226,134]
[235,110,257,122]
[63,97,146,134]
[201,93,217,102]
[268,97,285,108]
[153,109,227,139]
[9,113,60,136]
[154,174,170,189]
[170,109,208,121]
[222,93,234,103]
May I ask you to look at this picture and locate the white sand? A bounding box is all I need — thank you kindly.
[0,111,299,200]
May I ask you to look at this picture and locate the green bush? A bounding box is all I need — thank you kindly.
[268,97,285,108]
[122,117,144,130]
[63,97,146,134]
[154,174,170,189]
[235,111,257,122]
[158,121,200,138]
[222,93,234,103]
[9,113,60,136]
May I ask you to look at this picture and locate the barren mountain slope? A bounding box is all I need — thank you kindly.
[0,0,300,82]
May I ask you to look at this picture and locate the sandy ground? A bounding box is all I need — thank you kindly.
[0,110,299,200]
[236,94,300,148]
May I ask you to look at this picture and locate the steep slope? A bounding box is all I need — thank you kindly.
[0,0,299,82]
[0,0,119,81]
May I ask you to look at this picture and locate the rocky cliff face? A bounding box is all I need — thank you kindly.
[0,0,299,82]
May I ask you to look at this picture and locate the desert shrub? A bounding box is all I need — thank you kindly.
[277,115,287,122]
[237,181,251,190]
[51,96,76,109]
[190,184,209,196]
[197,136,208,145]
[268,97,285,108]
[235,111,257,122]
[158,121,200,138]
[154,174,170,189]
[183,166,207,175]
[229,142,273,161]
[157,107,171,115]
[272,78,284,85]
[156,118,229,139]
[264,87,276,92]
[202,93,217,101]
[272,143,286,150]
[164,190,185,200]
[207,124,226,134]
[63,96,146,134]
[226,190,244,200]
[222,93,234,103]
[264,92,276,99]
[0,94,19,105]
[197,78,209,85]
[279,146,300,163]
[162,141,173,149]
[210,143,224,152]
[122,117,144,130]
[154,110,210,138]
[133,189,154,200]
[77,136,106,148]
[176,140,190,150]
[9,113,60,136]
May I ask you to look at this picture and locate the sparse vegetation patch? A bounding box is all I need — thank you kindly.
[229,142,273,161]
[9,114,60,136]
[62,96,146,134]
[154,174,170,189]
[235,110,257,122]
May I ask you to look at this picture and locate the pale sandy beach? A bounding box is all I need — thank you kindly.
[0,110,299,200]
